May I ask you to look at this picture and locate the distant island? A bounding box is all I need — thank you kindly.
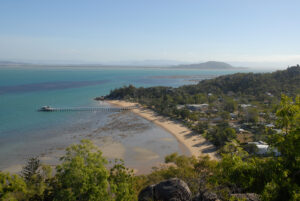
[173,61,246,70]
[0,61,30,66]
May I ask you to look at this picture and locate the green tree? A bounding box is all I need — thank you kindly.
[0,172,27,201]
[51,140,111,201]
[109,160,137,201]
[194,122,208,134]
[245,108,259,124]
[223,98,237,113]
[276,94,299,134]
[207,124,237,147]
[21,157,40,183]
[220,111,230,120]
[194,94,207,104]
[264,95,300,200]
[21,157,52,200]
[180,108,191,120]
[49,140,137,201]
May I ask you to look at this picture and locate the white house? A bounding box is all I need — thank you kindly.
[248,141,280,156]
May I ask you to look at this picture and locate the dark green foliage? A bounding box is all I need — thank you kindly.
[0,172,27,200]
[194,122,208,134]
[21,157,40,183]
[47,140,137,201]
[51,140,111,201]
[207,124,237,148]
[223,98,237,113]
[108,159,137,201]
[192,66,300,98]
[243,143,259,154]
[244,108,259,124]
[220,111,230,120]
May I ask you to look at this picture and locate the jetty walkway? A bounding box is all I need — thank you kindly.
[38,106,136,112]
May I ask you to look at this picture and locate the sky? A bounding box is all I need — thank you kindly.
[0,0,300,68]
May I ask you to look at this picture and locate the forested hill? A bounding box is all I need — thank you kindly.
[107,66,300,101]
[179,66,300,98]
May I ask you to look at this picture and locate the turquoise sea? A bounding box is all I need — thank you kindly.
[0,67,266,172]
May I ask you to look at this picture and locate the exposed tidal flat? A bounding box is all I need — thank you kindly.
[107,100,218,160]
[0,67,262,173]
[1,106,188,174]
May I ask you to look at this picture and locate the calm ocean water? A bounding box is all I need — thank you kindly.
[0,67,265,171]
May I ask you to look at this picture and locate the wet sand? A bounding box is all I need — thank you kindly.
[107,100,218,160]
[3,109,186,175]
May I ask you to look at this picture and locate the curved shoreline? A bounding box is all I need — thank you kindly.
[106,100,218,160]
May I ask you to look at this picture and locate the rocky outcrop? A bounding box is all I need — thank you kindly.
[138,178,261,201]
[192,190,220,201]
[138,178,192,201]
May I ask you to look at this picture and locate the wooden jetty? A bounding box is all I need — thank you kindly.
[38,105,136,112]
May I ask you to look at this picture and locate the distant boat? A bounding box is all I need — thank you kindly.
[39,106,53,111]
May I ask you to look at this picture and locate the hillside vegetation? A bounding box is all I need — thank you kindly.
[107,66,300,101]
[182,65,300,98]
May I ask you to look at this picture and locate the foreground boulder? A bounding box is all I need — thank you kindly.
[192,190,220,201]
[138,178,192,201]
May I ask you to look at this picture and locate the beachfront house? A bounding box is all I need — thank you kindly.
[186,104,209,111]
[266,92,274,97]
[199,117,208,122]
[211,117,223,123]
[240,104,252,109]
[230,113,238,119]
[238,128,250,134]
[265,123,275,128]
[248,141,269,155]
[176,105,185,110]
[248,141,280,156]
[273,129,282,134]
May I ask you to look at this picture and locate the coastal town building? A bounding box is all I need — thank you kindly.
[248,141,280,156]
[265,123,275,128]
[177,104,209,111]
[248,141,269,155]
[186,104,209,111]
[240,104,252,108]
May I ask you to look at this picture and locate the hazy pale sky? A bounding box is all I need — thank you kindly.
[1,0,300,68]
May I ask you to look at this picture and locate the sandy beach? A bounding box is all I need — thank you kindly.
[107,100,218,160]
